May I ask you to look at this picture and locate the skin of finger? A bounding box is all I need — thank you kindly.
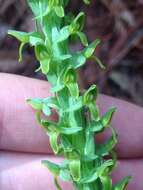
[0,151,73,190]
[0,73,53,153]
[0,151,143,190]
[0,73,143,158]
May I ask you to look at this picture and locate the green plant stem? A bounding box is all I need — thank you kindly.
[37,10,105,190]
[8,0,132,189]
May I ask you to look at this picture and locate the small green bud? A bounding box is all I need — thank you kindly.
[83,84,98,105]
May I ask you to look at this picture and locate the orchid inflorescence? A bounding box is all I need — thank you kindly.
[8,0,131,189]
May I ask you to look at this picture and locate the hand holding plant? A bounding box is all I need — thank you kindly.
[7,0,133,189]
[1,74,143,189]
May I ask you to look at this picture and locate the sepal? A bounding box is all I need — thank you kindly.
[69,160,81,182]
[96,127,118,156]
[83,39,101,59]
[113,176,132,190]
[8,30,29,43]
[8,30,29,62]
[64,67,79,98]
[54,6,65,17]
[42,160,60,175]
[27,98,59,116]
[79,160,114,184]
[89,108,116,133]
[101,108,116,126]
[83,84,98,105]
[70,12,85,32]
[27,98,43,110]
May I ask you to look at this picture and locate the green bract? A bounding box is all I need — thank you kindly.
[8,0,131,190]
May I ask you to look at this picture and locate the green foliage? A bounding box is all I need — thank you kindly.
[8,0,131,190]
[83,0,91,5]
[113,176,132,190]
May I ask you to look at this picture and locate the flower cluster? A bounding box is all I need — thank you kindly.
[8,0,131,189]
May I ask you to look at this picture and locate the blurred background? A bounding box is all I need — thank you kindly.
[0,0,143,106]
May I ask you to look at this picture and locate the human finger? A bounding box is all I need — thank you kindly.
[0,151,143,190]
[0,73,143,158]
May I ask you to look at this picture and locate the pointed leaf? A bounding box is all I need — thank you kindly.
[64,67,77,84]
[8,30,29,43]
[101,108,116,126]
[69,160,81,182]
[64,67,79,98]
[35,44,50,61]
[36,111,42,125]
[90,108,116,132]
[96,127,118,156]
[27,98,43,110]
[40,59,50,74]
[83,84,98,105]
[8,30,30,63]
[73,12,85,31]
[83,39,101,58]
[42,160,60,176]
[49,132,59,154]
[114,176,132,190]
[55,6,64,17]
